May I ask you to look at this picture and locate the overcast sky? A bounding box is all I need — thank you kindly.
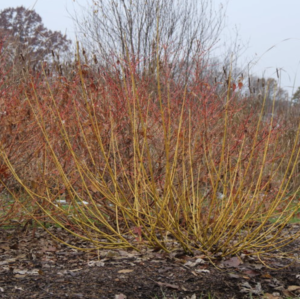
[0,0,300,97]
[219,0,300,97]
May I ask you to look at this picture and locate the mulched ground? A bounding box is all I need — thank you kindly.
[1,225,300,299]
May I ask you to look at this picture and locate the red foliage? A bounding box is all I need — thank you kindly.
[0,46,293,227]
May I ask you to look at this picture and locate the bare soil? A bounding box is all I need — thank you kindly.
[1,225,300,299]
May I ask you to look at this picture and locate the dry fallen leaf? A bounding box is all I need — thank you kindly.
[13,269,39,275]
[287,285,300,291]
[252,263,264,270]
[195,269,210,274]
[282,289,294,297]
[262,273,272,279]
[228,272,240,279]
[88,261,105,267]
[0,258,17,266]
[89,184,98,193]
[0,245,10,251]
[44,246,57,252]
[118,269,133,274]
[223,256,242,268]
[184,258,205,267]
[240,282,263,295]
[242,269,260,277]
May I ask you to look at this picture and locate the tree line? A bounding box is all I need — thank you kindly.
[0,1,295,105]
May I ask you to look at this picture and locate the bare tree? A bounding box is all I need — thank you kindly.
[248,76,288,102]
[73,0,226,75]
[0,6,72,67]
[292,86,300,104]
